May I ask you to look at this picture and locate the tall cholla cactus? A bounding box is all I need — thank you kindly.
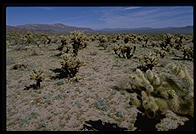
[129,64,194,119]
[142,35,149,47]
[61,53,84,78]
[138,52,159,72]
[25,31,36,45]
[70,31,89,55]
[174,34,184,50]
[98,35,108,49]
[181,46,193,60]
[30,68,45,89]
[167,64,193,99]
[57,35,67,51]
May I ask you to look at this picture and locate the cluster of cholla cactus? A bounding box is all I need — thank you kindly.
[174,34,184,50]
[24,32,36,45]
[158,34,174,52]
[55,35,74,56]
[7,32,26,46]
[30,68,45,89]
[56,31,89,56]
[129,63,194,121]
[142,35,149,48]
[70,31,89,52]
[150,41,160,47]
[98,35,108,49]
[181,46,194,60]
[56,35,68,51]
[123,35,130,43]
[113,42,136,59]
[138,52,159,72]
[41,34,51,44]
[154,48,167,58]
[60,53,85,78]
[164,34,175,48]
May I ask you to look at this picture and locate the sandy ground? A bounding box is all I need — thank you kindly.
[6,39,193,131]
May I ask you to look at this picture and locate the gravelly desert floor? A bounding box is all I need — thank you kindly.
[6,39,193,131]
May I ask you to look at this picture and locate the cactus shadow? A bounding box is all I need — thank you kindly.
[134,113,166,131]
[24,84,36,90]
[54,53,62,57]
[110,85,134,93]
[171,57,192,61]
[50,68,68,80]
[81,119,128,131]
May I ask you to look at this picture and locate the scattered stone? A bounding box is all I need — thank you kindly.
[94,98,110,112]
[75,100,82,108]
[12,64,28,70]
[56,80,64,86]
[116,111,124,118]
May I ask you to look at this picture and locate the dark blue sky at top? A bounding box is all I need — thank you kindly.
[6,6,193,30]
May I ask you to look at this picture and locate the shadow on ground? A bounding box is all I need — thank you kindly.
[50,68,68,80]
[81,119,128,131]
[24,84,36,90]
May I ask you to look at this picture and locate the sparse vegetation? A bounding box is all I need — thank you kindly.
[30,68,45,89]
[6,30,193,131]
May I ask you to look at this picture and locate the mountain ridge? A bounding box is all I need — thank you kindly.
[6,23,193,34]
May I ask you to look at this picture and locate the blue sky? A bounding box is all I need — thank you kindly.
[6,6,193,30]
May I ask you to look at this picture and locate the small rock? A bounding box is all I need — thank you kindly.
[56,80,64,86]
[75,100,82,108]
[94,98,110,112]
[116,111,124,118]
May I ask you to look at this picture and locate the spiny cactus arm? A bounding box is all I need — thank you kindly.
[168,64,193,98]
[129,93,141,107]
[129,69,154,94]
[154,98,169,113]
[141,91,159,118]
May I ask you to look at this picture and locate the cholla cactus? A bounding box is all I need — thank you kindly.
[158,34,175,51]
[70,31,89,48]
[61,53,84,78]
[56,36,67,51]
[174,34,184,50]
[136,36,143,42]
[138,52,159,72]
[164,34,175,48]
[129,64,194,119]
[181,46,193,60]
[60,43,74,56]
[142,35,149,47]
[69,31,89,55]
[98,35,108,49]
[41,34,51,44]
[30,68,45,89]
[112,43,120,55]
[154,48,167,58]
[112,42,136,59]
[150,41,159,47]
[123,35,130,43]
[25,32,36,45]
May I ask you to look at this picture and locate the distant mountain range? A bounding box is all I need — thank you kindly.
[6,23,94,33]
[6,23,193,34]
